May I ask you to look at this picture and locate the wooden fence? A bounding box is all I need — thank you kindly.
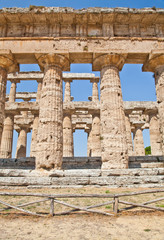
[0,189,164,217]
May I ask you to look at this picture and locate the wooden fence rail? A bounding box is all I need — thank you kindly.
[0,189,163,217]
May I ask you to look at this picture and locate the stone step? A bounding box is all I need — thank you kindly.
[0,168,163,187]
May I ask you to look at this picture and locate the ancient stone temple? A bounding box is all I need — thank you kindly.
[0,7,164,177]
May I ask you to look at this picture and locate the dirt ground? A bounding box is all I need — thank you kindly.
[0,187,164,240]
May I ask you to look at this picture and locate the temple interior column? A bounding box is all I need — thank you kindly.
[36,80,42,102]
[63,113,74,157]
[125,114,133,156]
[30,115,39,158]
[35,53,70,169]
[91,79,99,102]
[143,51,164,154]
[93,53,128,169]
[16,127,28,158]
[91,114,101,157]
[86,128,92,157]
[0,114,14,158]
[64,79,72,102]
[133,124,145,156]
[149,114,162,155]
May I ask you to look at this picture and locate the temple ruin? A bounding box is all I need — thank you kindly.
[0,7,164,187]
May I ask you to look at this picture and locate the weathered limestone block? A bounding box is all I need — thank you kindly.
[63,113,74,157]
[91,114,101,157]
[93,53,128,169]
[35,53,69,170]
[16,128,28,158]
[125,115,133,156]
[0,115,14,158]
[143,51,164,154]
[149,114,162,155]
[133,125,145,156]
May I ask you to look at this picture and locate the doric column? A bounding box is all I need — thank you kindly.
[91,79,99,102]
[15,128,28,158]
[133,124,145,156]
[63,113,74,157]
[143,51,164,154]
[0,51,18,146]
[64,80,72,102]
[35,53,70,169]
[36,80,42,102]
[91,114,101,156]
[0,114,14,158]
[30,115,39,157]
[85,128,92,157]
[125,114,133,156]
[149,114,162,155]
[93,53,128,169]
[9,81,17,102]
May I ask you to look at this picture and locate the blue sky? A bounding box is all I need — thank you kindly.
[2,0,163,157]
[0,0,164,9]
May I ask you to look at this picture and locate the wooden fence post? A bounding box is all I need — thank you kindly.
[50,198,54,216]
[113,197,119,215]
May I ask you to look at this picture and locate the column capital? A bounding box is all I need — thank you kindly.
[0,50,19,73]
[142,50,164,72]
[35,53,70,71]
[92,52,127,71]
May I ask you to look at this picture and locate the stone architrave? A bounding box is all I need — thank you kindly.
[91,114,101,157]
[143,51,164,154]
[35,53,70,169]
[0,51,18,146]
[93,53,128,169]
[63,113,74,157]
[16,128,28,158]
[149,114,162,155]
[125,114,133,156]
[133,124,145,156]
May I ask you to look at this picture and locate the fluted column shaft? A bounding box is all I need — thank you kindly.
[125,115,133,156]
[133,126,145,156]
[16,128,27,158]
[35,53,69,170]
[100,65,128,168]
[149,114,162,155]
[63,114,74,157]
[64,80,71,102]
[93,53,128,169]
[36,65,63,169]
[0,115,14,158]
[30,116,39,157]
[91,115,101,156]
